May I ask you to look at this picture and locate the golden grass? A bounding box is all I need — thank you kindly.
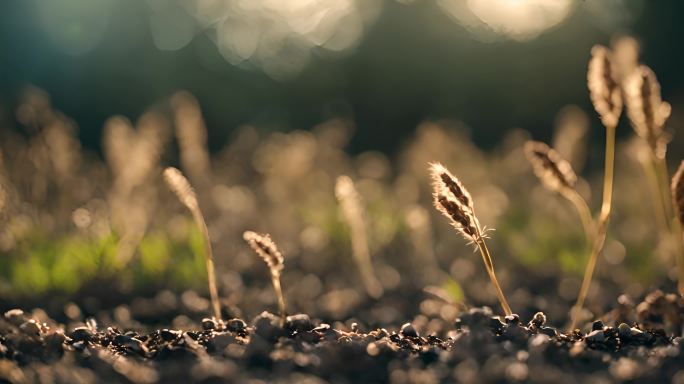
[163,167,222,321]
[430,162,512,316]
[243,231,286,324]
[569,44,622,330]
[335,175,384,299]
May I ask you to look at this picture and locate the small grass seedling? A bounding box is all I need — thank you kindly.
[625,65,684,295]
[429,162,512,316]
[335,175,384,299]
[163,167,222,321]
[625,66,672,200]
[566,45,623,330]
[243,231,286,325]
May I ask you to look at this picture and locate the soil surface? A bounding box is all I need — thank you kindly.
[1,290,684,383]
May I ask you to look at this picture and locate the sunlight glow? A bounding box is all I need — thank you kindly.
[438,0,575,41]
[187,0,381,79]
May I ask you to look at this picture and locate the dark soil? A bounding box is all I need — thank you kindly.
[1,291,684,383]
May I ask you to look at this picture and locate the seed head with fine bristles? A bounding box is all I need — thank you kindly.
[524,141,577,194]
[163,167,198,211]
[429,163,479,241]
[243,231,284,272]
[672,161,684,224]
[624,65,671,159]
[587,45,622,128]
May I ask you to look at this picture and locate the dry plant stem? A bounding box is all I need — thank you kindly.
[562,189,594,243]
[651,156,684,293]
[164,168,222,322]
[474,232,512,316]
[654,156,674,218]
[271,270,286,325]
[672,162,684,295]
[672,216,684,295]
[641,156,671,235]
[335,176,383,299]
[191,209,222,322]
[349,219,383,299]
[570,124,616,330]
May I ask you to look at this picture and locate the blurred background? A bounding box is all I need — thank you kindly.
[1,0,684,332]
[1,0,684,154]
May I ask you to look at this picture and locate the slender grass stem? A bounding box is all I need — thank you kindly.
[648,155,684,295]
[271,270,286,326]
[654,156,674,219]
[164,167,222,322]
[471,212,511,316]
[191,209,222,322]
[562,189,595,243]
[351,224,383,299]
[569,124,616,330]
[640,154,671,237]
[475,237,512,316]
[671,217,684,296]
[335,176,383,299]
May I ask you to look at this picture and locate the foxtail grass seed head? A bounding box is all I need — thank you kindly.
[429,163,478,241]
[587,45,622,128]
[612,35,640,82]
[428,162,513,316]
[624,65,671,159]
[335,176,362,215]
[163,167,199,211]
[243,231,284,272]
[672,161,684,224]
[430,162,473,210]
[524,141,577,194]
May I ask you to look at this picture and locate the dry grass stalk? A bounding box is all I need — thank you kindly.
[104,113,169,267]
[524,141,593,241]
[569,45,623,330]
[670,162,684,295]
[243,231,286,324]
[429,162,512,316]
[625,64,684,294]
[103,116,134,179]
[624,65,673,221]
[163,167,222,321]
[335,175,384,299]
[171,92,212,189]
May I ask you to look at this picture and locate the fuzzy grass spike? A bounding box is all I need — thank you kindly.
[243,231,287,324]
[429,162,512,316]
[524,141,593,241]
